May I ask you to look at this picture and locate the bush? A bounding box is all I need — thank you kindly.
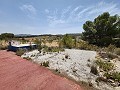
[107,44,116,52]
[0,45,8,50]
[95,59,114,72]
[43,46,64,52]
[98,52,118,59]
[96,77,107,82]
[104,72,120,82]
[78,40,98,51]
[65,55,69,59]
[62,34,74,49]
[114,48,120,55]
[90,65,98,75]
[16,49,26,56]
[42,61,49,67]
[23,57,32,61]
[106,52,118,59]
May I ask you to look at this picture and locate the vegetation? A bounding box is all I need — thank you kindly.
[114,48,120,55]
[0,33,14,40]
[43,46,64,52]
[41,61,49,67]
[0,45,8,50]
[106,44,116,52]
[95,59,114,72]
[77,40,99,51]
[34,38,42,52]
[61,34,74,49]
[82,12,120,47]
[104,72,120,82]
[65,54,69,59]
[23,57,32,61]
[96,77,107,82]
[16,49,26,56]
[90,65,98,75]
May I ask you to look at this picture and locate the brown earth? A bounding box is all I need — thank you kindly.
[0,50,83,90]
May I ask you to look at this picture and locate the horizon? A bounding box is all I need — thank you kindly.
[0,0,120,34]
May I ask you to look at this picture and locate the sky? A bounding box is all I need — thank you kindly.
[0,0,120,35]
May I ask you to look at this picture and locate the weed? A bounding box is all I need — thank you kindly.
[42,61,49,67]
[90,65,98,75]
[95,59,114,72]
[16,49,26,56]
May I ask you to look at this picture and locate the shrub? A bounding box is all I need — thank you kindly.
[99,52,118,59]
[107,44,116,52]
[104,72,120,82]
[78,40,98,51]
[95,59,114,72]
[106,52,118,59]
[16,49,26,56]
[65,55,69,59]
[114,48,120,55]
[23,57,32,61]
[55,69,58,72]
[42,61,49,67]
[62,34,74,49]
[43,46,64,52]
[90,65,98,75]
[0,45,8,50]
[95,77,107,82]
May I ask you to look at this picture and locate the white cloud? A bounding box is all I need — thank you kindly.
[45,1,120,29]
[20,4,37,17]
[61,6,71,18]
[45,9,49,13]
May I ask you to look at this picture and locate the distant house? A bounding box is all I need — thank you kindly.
[8,41,37,52]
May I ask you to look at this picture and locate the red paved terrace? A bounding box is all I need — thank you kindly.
[0,50,83,90]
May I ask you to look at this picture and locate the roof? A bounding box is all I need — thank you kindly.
[11,44,36,47]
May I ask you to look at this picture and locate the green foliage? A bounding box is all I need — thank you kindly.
[43,46,64,52]
[16,49,26,56]
[96,77,107,82]
[82,12,120,47]
[107,44,116,52]
[62,34,74,49]
[90,65,98,75]
[42,61,49,67]
[104,72,120,82]
[106,52,118,59]
[95,59,114,72]
[78,40,98,51]
[0,33,14,40]
[34,38,42,52]
[23,57,32,61]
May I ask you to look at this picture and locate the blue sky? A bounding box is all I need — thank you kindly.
[0,0,120,35]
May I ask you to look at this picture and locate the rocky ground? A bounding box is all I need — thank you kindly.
[22,49,120,90]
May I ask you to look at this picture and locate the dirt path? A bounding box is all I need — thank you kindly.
[0,50,83,90]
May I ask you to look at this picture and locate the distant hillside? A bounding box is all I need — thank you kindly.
[15,33,82,38]
[15,34,39,38]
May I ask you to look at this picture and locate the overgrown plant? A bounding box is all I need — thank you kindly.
[104,72,120,82]
[41,61,49,67]
[114,48,120,55]
[90,65,98,75]
[16,49,26,56]
[95,59,114,72]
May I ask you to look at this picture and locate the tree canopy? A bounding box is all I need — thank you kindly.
[0,33,14,40]
[82,12,120,47]
[62,34,74,49]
